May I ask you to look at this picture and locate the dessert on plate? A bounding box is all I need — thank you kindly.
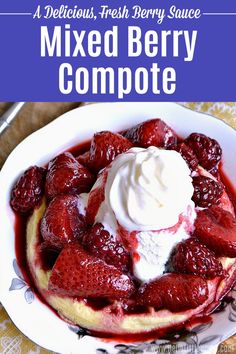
[10,118,236,339]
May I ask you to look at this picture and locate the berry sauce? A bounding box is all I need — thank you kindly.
[219,164,236,211]
[69,140,91,157]
[14,214,32,287]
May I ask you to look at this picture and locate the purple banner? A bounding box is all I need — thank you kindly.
[0,0,236,101]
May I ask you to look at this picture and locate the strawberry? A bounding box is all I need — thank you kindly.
[88,131,133,173]
[82,223,131,272]
[41,195,86,249]
[124,118,177,149]
[137,273,208,312]
[86,170,107,225]
[48,242,135,299]
[10,166,46,213]
[170,238,223,279]
[194,206,236,258]
[45,152,95,199]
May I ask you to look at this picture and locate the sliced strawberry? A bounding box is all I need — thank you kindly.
[125,118,177,149]
[45,152,95,199]
[170,238,223,279]
[82,223,131,272]
[194,206,236,258]
[137,273,208,312]
[41,195,86,249]
[88,131,133,173]
[86,170,107,225]
[48,242,135,299]
[10,166,46,213]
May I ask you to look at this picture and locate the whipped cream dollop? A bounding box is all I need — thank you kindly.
[105,146,194,231]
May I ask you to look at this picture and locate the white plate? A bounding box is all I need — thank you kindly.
[0,102,236,354]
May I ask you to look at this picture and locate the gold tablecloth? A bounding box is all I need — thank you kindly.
[0,102,236,354]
